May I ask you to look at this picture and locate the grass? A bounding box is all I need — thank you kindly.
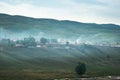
[0,71,77,80]
[0,45,120,79]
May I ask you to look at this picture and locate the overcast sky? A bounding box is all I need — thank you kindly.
[0,0,120,25]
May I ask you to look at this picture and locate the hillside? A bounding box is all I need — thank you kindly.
[0,45,120,79]
[0,13,120,79]
[0,13,120,45]
[0,45,120,72]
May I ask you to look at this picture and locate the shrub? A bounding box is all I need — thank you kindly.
[75,62,86,75]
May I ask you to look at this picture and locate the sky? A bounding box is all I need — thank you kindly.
[0,0,120,25]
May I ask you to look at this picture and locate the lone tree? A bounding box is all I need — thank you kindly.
[75,62,86,75]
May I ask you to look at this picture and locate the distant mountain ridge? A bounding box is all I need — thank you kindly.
[0,13,120,45]
[0,13,119,29]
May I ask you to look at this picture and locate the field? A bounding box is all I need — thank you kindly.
[0,45,120,80]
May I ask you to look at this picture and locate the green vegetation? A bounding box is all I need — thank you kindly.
[0,13,120,80]
[0,45,120,79]
[40,37,48,45]
[75,62,86,75]
[23,37,36,47]
[0,13,120,45]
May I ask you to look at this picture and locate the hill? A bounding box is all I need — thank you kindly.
[0,13,120,45]
[0,13,120,79]
[0,45,120,79]
[0,45,120,72]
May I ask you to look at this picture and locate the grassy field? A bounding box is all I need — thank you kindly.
[0,45,120,80]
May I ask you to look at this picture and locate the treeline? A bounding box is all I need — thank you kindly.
[0,37,68,48]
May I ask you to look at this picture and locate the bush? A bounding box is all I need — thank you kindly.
[75,62,86,75]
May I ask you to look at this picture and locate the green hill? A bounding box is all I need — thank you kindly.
[0,13,120,79]
[0,45,120,75]
[0,13,120,44]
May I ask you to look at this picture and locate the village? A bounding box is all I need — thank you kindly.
[0,36,120,49]
[0,37,76,49]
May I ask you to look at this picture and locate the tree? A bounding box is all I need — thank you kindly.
[1,39,11,47]
[75,62,86,75]
[23,37,36,47]
[50,39,58,44]
[66,41,69,46]
[40,37,48,45]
